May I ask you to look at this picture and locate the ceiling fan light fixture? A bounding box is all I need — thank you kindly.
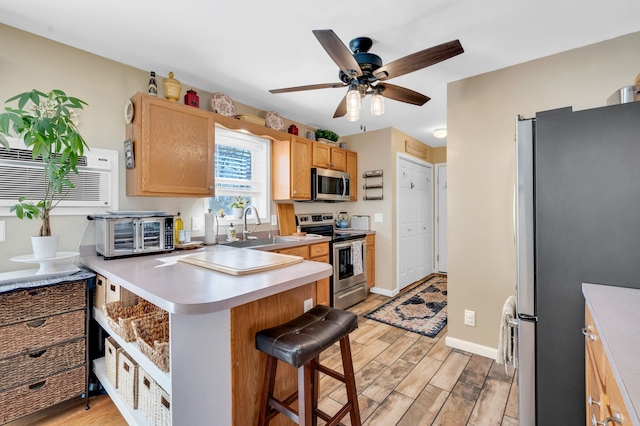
[371,88,385,116]
[346,82,361,114]
[346,107,360,122]
[433,128,447,138]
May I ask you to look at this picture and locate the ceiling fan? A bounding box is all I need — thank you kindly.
[269,29,464,120]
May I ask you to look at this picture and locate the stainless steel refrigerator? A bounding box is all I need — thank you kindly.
[515,100,640,425]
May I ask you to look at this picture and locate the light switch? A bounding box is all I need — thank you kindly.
[0,221,4,242]
[192,217,204,231]
[271,215,278,225]
[374,213,383,223]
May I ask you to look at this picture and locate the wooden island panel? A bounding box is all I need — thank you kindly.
[230,283,316,426]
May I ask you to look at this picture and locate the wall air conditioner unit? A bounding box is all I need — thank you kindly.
[0,137,118,216]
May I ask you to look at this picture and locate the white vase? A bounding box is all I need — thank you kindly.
[31,235,60,259]
[232,207,244,219]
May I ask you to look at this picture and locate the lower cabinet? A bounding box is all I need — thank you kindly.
[585,304,631,425]
[366,234,375,288]
[275,242,331,306]
[0,279,88,424]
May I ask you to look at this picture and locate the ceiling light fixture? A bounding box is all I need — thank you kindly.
[346,108,360,122]
[370,87,385,116]
[346,81,361,118]
[433,128,447,138]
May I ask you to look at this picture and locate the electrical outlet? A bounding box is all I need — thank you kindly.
[374,213,383,223]
[192,217,204,231]
[271,214,278,226]
[464,309,476,327]
[0,221,4,242]
[303,298,313,313]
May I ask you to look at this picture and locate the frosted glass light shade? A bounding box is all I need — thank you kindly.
[370,92,385,116]
[346,108,360,122]
[346,86,361,113]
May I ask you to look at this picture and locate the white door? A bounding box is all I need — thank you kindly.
[437,165,448,273]
[398,156,433,290]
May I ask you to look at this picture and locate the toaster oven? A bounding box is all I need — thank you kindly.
[90,213,174,259]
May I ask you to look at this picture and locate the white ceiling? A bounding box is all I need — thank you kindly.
[1,0,639,147]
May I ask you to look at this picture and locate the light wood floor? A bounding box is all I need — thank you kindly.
[9,277,518,426]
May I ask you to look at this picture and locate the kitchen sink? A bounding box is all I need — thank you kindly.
[222,237,297,248]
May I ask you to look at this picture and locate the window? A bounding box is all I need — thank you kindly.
[206,128,270,221]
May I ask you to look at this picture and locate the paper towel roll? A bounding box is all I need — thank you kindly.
[204,213,216,245]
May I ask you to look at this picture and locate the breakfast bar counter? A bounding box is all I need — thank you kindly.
[81,245,332,426]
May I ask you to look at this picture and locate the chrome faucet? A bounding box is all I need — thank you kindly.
[243,206,261,240]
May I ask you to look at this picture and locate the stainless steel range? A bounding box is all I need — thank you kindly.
[296,213,368,309]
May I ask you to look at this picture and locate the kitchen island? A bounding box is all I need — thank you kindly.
[81,245,332,426]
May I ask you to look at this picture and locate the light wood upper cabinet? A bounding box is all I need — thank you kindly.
[346,150,358,201]
[312,143,347,172]
[126,93,215,197]
[272,136,312,201]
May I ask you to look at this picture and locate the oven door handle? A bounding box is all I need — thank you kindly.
[333,238,365,250]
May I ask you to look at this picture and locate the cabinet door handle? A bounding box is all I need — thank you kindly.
[26,319,46,328]
[592,414,623,425]
[582,326,596,341]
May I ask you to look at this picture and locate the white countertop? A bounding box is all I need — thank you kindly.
[81,245,332,315]
[583,283,640,424]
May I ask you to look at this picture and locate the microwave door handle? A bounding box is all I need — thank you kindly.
[341,175,347,197]
[136,220,143,252]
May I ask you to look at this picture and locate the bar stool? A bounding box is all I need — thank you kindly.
[255,305,361,426]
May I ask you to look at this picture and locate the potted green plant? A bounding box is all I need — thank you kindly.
[315,129,339,143]
[230,196,250,218]
[0,89,89,257]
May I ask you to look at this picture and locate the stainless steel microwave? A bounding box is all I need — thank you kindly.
[90,214,174,259]
[311,168,350,202]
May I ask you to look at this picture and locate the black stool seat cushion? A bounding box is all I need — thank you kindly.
[255,305,358,368]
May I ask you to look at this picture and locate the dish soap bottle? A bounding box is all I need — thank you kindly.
[227,223,236,241]
[174,211,184,245]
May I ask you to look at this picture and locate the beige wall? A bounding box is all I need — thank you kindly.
[0,23,320,272]
[447,31,640,350]
[343,127,440,293]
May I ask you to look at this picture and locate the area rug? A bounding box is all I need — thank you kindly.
[364,274,447,338]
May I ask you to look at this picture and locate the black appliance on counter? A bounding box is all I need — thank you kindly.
[296,213,367,309]
[515,100,640,425]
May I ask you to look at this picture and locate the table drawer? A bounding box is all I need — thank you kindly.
[0,281,85,326]
[0,338,85,392]
[0,310,85,359]
[0,366,85,424]
[276,245,310,259]
[309,242,329,258]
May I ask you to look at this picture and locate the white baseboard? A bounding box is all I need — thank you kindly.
[369,287,398,297]
[445,336,498,360]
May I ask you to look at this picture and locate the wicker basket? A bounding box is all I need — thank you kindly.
[137,367,156,422]
[0,338,85,392]
[105,279,137,306]
[104,299,160,342]
[105,337,120,388]
[93,275,107,314]
[116,350,138,409]
[0,366,84,424]
[0,281,85,326]
[155,386,171,426]
[132,312,170,372]
[0,310,85,359]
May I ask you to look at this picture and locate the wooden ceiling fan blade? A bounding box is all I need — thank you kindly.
[313,29,363,78]
[333,95,347,118]
[375,39,464,81]
[269,82,346,94]
[378,83,430,106]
